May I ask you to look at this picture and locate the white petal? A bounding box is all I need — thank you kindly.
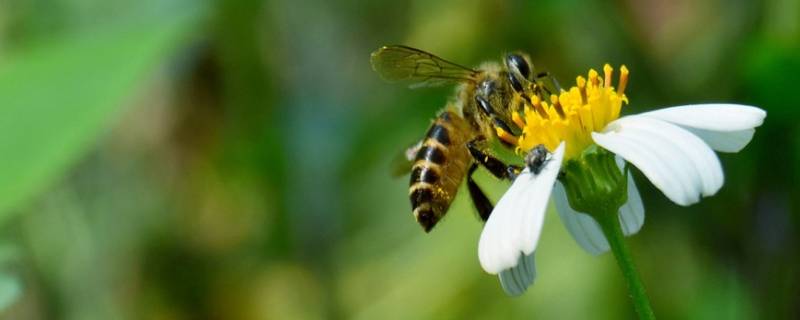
[615,156,645,235]
[640,104,765,153]
[478,142,566,274]
[681,128,755,153]
[552,182,609,255]
[498,252,536,296]
[592,116,723,206]
[619,171,645,235]
[639,104,765,132]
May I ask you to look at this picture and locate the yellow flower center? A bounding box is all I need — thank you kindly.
[499,64,629,161]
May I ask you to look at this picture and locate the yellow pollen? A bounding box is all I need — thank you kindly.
[496,127,518,145]
[530,95,549,119]
[550,94,566,119]
[514,64,630,160]
[577,76,587,103]
[512,111,526,129]
[588,69,600,86]
[618,65,629,95]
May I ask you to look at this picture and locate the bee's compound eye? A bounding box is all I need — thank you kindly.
[506,54,531,79]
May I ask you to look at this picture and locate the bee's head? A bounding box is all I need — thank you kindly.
[504,53,533,93]
[476,79,511,118]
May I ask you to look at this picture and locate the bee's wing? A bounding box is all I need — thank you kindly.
[371,45,479,89]
[390,140,423,177]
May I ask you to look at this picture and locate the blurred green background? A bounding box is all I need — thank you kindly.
[0,0,797,319]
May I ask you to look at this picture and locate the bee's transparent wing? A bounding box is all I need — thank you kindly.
[371,45,479,88]
[390,140,423,177]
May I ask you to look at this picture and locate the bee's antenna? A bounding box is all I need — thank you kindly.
[551,76,563,92]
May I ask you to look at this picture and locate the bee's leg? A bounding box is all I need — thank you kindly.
[467,163,494,221]
[476,96,516,132]
[466,138,523,181]
[532,71,563,94]
[475,95,521,147]
[534,71,550,79]
[550,76,563,92]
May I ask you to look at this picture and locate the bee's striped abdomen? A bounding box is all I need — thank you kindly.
[410,110,472,232]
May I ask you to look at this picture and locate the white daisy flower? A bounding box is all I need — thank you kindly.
[480,65,766,295]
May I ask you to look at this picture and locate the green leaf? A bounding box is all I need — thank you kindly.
[0,11,202,223]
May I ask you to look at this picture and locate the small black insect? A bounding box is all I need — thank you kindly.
[524,144,550,175]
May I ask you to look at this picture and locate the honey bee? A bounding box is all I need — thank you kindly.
[371,45,557,232]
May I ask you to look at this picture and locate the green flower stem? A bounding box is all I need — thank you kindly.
[596,211,655,320]
[560,146,655,318]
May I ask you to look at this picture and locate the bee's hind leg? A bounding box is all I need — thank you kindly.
[467,163,494,221]
[466,137,523,181]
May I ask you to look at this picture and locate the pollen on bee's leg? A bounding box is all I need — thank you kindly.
[496,127,519,146]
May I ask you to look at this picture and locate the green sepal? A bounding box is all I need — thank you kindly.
[559,145,627,218]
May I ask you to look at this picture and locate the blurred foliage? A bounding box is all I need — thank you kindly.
[0,0,798,319]
[0,6,202,223]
